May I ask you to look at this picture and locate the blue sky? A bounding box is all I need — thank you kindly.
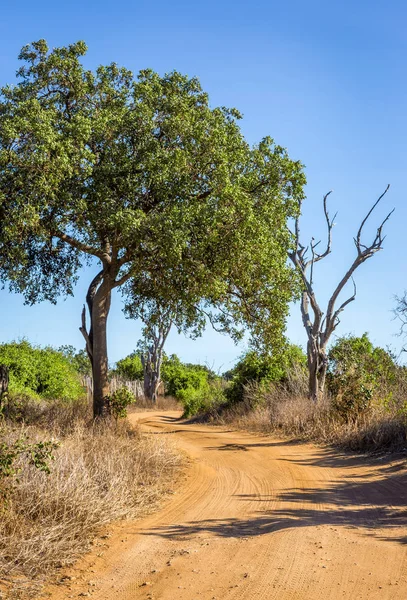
[0,0,406,370]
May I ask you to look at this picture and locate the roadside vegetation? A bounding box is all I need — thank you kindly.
[112,340,407,454]
[0,37,406,599]
[0,347,181,599]
[179,335,407,453]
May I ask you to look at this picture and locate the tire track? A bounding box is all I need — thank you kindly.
[43,411,407,600]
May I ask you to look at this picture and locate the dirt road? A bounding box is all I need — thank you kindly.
[46,411,407,600]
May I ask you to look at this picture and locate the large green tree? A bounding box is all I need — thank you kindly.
[0,40,305,417]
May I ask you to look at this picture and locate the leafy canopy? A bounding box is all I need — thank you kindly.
[0,40,305,351]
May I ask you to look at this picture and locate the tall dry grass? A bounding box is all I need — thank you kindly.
[210,367,407,453]
[130,395,181,411]
[0,399,182,598]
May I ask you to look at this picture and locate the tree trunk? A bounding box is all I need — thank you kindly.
[154,352,163,402]
[0,365,9,410]
[142,349,161,403]
[308,353,319,403]
[307,344,328,403]
[318,356,328,398]
[91,285,112,417]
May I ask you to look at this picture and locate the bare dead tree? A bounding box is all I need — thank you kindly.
[289,185,393,402]
[393,294,407,353]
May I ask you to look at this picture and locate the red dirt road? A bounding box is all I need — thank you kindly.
[44,411,407,600]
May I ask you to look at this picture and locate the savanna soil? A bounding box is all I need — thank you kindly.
[42,411,407,600]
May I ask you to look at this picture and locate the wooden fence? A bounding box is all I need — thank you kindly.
[82,376,145,403]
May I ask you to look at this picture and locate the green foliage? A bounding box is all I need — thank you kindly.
[113,352,144,381]
[0,340,85,401]
[178,380,227,417]
[0,435,58,481]
[58,345,91,377]
[328,333,398,419]
[161,354,210,398]
[0,38,306,363]
[106,387,135,422]
[225,344,307,403]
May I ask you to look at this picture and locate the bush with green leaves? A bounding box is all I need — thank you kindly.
[58,345,92,377]
[0,434,58,487]
[113,352,144,381]
[178,379,227,417]
[106,387,135,422]
[327,333,400,419]
[161,354,210,398]
[224,344,307,404]
[0,340,85,401]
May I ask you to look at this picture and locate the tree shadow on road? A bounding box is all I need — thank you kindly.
[143,504,406,544]
[142,449,407,544]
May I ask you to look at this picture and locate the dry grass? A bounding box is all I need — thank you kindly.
[130,395,182,412]
[0,399,182,598]
[210,378,407,453]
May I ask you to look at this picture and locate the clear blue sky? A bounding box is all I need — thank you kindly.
[0,0,406,370]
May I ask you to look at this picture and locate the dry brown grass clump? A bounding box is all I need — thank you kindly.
[0,399,182,598]
[211,379,407,453]
[130,395,182,411]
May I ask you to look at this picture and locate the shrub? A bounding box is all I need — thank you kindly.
[178,379,227,417]
[107,386,135,422]
[327,333,402,419]
[58,345,92,377]
[0,434,58,483]
[161,354,210,398]
[0,340,85,401]
[224,344,307,404]
[113,351,144,381]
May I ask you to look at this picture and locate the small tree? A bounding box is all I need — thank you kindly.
[139,319,171,403]
[289,186,393,402]
[124,288,207,402]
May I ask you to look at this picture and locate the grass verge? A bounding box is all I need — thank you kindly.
[205,381,407,453]
[0,399,182,599]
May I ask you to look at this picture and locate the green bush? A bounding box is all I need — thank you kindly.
[158,354,221,416]
[178,380,227,417]
[107,387,135,422]
[225,344,307,404]
[0,340,85,401]
[161,354,210,398]
[327,333,400,419]
[113,352,144,381]
[58,345,92,377]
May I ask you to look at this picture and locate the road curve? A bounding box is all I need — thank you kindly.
[45,411,407,600]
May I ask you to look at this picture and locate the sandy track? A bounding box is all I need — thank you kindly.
[45,411,407,600]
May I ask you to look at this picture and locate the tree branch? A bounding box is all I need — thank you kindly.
[55,229,108,261]
[354,184,391,254]
[112,268,134,289]
[79,304,93,362]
